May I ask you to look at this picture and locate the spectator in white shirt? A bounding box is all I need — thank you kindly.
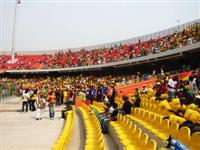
[22,89,30,112]
[168,77,176,100]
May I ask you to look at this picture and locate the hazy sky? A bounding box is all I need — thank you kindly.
[1,0,200,52]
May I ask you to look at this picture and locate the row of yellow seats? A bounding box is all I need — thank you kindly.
[140,93,153,101]
[142,101,200,124]
[93,101,106,108]
[78,104,106,150]
[52,110,75,150]
[127,108,200,149]
[110,114,158,150]
[169,123,200,149]
[140,95,156,104]
[127,108,169,140]
[90,101,106,113]
[140,102,171,117]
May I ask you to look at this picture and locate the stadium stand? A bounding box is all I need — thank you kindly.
[1,19,200,150]
[0,21,199,70]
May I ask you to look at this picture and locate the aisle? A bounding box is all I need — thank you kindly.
[66,110,85,150]
[104,134,118,150]
[1,99,64,150]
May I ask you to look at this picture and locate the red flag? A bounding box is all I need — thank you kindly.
[179,70,193,81]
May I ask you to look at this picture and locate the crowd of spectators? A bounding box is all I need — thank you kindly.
[0,22,199,70]
[1,64,200,135]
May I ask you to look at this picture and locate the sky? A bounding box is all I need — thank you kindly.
[0,0,200,52]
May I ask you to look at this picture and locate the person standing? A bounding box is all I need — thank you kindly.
[97,85,103,102]
[168,77,176,100]
[22,89,30,112]
[189,76,199,95]
[55,88,62,106]
[48,91,55,120]
[31,90,37,111]
[36,93,46,120]
[88,85,95,104]
[28,90,33,111]
[109,86,117,105]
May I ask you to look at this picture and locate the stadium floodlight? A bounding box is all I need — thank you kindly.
[8,0,20,63]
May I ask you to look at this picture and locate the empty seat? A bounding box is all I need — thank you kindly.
[169,122,179,139]
[177,126,191,147]
[146,139,157,150]
[190,132,200,150]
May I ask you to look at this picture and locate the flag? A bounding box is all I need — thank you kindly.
[179,70,192,81]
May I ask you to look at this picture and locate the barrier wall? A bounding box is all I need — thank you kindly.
[116,79,156,96]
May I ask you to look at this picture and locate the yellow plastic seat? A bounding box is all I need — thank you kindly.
[177,126,191,147]
[169,114,186,125]
[140,111,151,126]
[137,133,148,148]
[146,113,156,127]
[169,122,179,139]
[146,139,157,150]
[161,119,170,133]
[190,132,200,150]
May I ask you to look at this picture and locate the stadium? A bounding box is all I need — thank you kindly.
[1,0,200,150]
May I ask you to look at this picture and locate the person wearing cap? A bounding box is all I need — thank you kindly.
[36,93,46,120]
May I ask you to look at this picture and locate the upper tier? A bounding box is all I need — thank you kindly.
[0,19,200,72]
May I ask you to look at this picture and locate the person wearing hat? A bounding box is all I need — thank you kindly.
[36,93,46,120]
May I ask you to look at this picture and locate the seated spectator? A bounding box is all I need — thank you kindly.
[98,103,118,133]
[118,95,132,115]
[141,85,148,94]
[133,95,141,108]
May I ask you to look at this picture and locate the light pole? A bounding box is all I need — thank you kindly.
[8,0,20,63]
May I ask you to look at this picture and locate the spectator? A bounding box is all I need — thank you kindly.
[48,90,56,120]
[36,93,46,120]
[22,89,30,112]
[119,95,132,114]
[168,76,176,100]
